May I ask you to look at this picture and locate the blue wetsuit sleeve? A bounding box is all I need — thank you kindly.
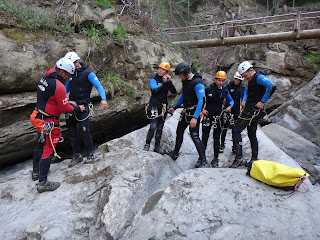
[226,91,234,108]
[65,79,70,93]
[173,92,183,109]
[242,88,248,102]
[150,78,162,90]
[241,87,246,101]
[150,78,165,94]
[88,72,106,100]
[257,75,275,103]
[193,83,206,119]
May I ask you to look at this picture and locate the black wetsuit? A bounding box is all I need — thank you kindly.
[172,73,207,164]
[65,62,106,158]
[202,83,233,159]
[220,81,245,150]
[145,73,176,148]
[233,71,275,160]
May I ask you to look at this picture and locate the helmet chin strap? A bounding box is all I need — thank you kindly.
[187,73,194,79]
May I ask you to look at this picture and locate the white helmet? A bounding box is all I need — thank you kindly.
[64,51,80,63]
[234,72,244,80]
[56,58,75,74]
[237,61,253,74]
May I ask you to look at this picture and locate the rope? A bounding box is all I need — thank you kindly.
[49,127,62,160]
[219,110,235,130]
[75,104,93,122]
[238,108,261,126]
[39,122,61,160]
[202,109,234,130]
[183,105,197,123]
[284,176,309,199]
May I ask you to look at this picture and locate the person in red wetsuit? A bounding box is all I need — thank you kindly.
[32,58,85,193]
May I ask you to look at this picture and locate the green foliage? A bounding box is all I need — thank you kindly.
[80,25,108,45]
[171,44,183,53]
[128,88,136,97]
[112,27,127,42]
[0,0,74,33]
[101,72,137,99]
[96,0,114,9]
[191,59,202,73]
[306,51,320,73]
[2,28,26,44]
[101,72,126,99]
[102,72,124,88]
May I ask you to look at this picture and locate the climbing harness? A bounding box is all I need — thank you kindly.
[31,108,62,159]
[39,121,62,160]
[238,107,261,126]
[75,103,93,122]
[202,109,234,130]
[219,110,235,130]
[179,105,197,123]
[145,103,167,121]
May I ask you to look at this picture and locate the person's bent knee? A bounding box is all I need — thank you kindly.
[190,131,200,140]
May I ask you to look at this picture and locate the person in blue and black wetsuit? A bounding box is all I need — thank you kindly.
[219,72,246,154]
[164,62,209,168]
[201,71,234,168]
[144,62,177,153]
[64,51,108,167]
[230,61,276,168]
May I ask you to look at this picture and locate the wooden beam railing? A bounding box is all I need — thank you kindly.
[163,11,320,47]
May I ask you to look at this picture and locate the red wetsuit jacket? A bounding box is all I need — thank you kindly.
[36,69,81,159]
[36,69,80,117]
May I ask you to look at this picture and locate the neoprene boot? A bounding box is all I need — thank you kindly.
[164,149,179,161]
[211,157,219,168]
[37,181,60,193]
[153,145,164,154]
[68,153,83,168]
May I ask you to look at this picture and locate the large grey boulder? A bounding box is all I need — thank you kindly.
[268,72,320,146]
[0,110,319,240]
[124,169,319,240]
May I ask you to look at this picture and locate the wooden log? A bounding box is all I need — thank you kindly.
[172,29,320,48]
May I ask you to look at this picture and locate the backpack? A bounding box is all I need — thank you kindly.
[247,160,309,197]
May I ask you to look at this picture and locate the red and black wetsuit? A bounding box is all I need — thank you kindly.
[33,69,81,183]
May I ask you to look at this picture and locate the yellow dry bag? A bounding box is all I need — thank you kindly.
[247,160,310,189]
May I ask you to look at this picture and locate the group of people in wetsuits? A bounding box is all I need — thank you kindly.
[31,53,108,193]
[31,56,275,193]
[144,61,276,169]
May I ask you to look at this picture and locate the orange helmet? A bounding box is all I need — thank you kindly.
[159,62,170,71]
[216,71,227,79]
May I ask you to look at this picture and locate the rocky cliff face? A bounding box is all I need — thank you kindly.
[268,72,320,146]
